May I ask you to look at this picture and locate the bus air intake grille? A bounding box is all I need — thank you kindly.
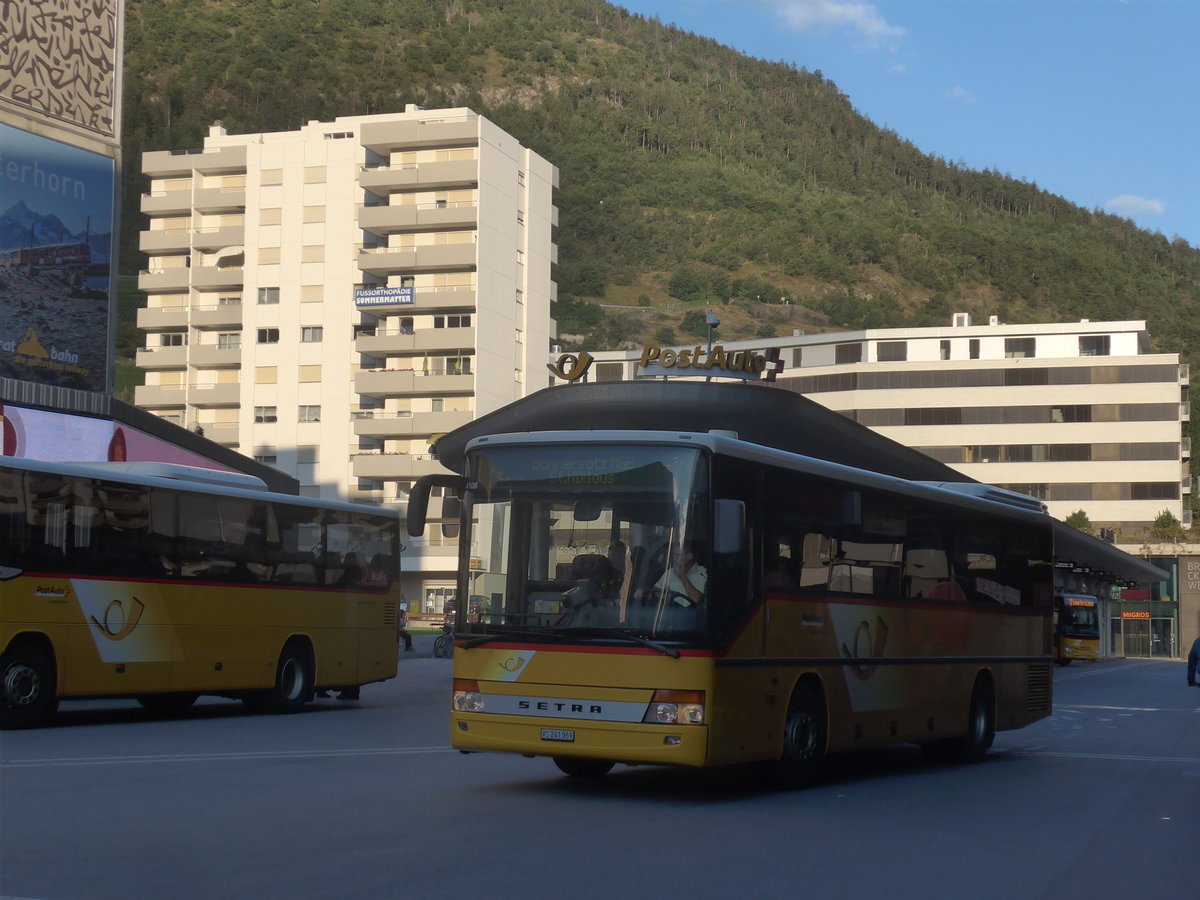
[383,602,398,626]
[1026,665,1051,711]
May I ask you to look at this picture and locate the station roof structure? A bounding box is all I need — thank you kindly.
[433,380,1164,585]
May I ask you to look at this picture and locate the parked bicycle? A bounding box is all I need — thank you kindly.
[433,623,455,658]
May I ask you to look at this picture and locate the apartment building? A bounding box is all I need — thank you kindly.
[136,107,557,609]
[578,317,1188,533]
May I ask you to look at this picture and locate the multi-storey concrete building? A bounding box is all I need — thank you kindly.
[579,317,1188,534]
[136,107,557,610]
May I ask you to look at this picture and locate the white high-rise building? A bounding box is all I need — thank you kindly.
[136,107,557,609]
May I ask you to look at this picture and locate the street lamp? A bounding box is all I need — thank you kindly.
[704,311,721,382]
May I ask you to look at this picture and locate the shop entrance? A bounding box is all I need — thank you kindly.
[1110,613,1176,658]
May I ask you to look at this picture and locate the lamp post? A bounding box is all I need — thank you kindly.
[705,311,720,382]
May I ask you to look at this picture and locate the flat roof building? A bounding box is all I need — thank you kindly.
[576,317,1187,535]
[137,107,557,610]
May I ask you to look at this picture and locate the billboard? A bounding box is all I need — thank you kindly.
[0,123,114,393]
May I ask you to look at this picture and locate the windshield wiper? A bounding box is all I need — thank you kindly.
[457,628,560,650]
[559,627,681,659]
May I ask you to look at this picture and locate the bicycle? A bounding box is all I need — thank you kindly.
[433,624,454,658]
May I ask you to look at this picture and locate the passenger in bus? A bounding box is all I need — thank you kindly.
[655,543,707,607]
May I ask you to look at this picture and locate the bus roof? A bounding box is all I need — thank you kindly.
[0,456,398,519]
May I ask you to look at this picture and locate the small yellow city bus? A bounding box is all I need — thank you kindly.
[412,409,1056,788]
[0,457,401,728]
[1053,594,1100,665]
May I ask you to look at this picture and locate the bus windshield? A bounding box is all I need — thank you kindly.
[464,444,710,644]
[1060,600,1099,637]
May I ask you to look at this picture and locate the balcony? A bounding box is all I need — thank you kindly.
[358,159,478,196]
[356,326,475,356]
[352,409,472,439]
[354,369,473,399]
[192,265,244,290]
[192,224,245,250]
[141,190,193,216]
[351,452,453,481]
[134,384,187,409]
[137,305,188,330]
[136,346,188,369]
[200,422,240,446]
[191,304,242,329]
[192,185,246,212]
[140,228,191,253]
[357,243,475,276]
[360,117,478,154]
[143,145,246,177]
[358,201,477,237]
[1181,364,1191,384]
[189,346,242,368]
[138,268,191,292]
[189,383,241,406]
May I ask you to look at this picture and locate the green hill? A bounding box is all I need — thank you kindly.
[121,0,1200,357]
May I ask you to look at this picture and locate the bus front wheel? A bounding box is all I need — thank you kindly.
[553,757,615,778]
[0,640,58,730]
[756,685,827,790]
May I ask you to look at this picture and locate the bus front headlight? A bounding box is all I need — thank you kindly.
[453,679,485,713]
[643,690,705,725]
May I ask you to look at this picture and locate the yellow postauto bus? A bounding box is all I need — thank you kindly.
[413,420,1055,788]
[1053,594,1100,665]
[1,457,401,728]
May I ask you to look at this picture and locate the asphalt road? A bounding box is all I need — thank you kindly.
[2,644,1197,900]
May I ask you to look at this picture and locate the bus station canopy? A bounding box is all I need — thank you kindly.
[433,381,1164,585]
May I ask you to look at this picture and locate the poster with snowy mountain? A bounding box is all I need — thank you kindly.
[0,122,115,393]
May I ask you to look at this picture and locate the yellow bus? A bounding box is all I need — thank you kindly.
[410,388,1056,788]
[0,457,401,728]
[1053,594,1100,665]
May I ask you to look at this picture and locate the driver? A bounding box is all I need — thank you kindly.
[655,543,707,607]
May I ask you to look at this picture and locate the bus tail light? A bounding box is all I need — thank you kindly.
[643,689,705,725]
[453,678,484,713]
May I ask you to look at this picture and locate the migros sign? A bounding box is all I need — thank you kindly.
[548,344,779,383]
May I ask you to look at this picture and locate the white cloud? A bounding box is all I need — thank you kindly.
[1105,194,1166,216]
[946,85,976,104]
[764,0,906,48]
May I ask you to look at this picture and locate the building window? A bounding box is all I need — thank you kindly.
[161,333,186,347]
[401,276,415,288]
[218,294,242,306]
[299,405,321,423]
[431,398,445,412]
[299,365,322,382]
[969,339,980,360]
[254,454,277,465]
[257,328,280,344]
[255,366,277,384]
[257,287,279,305]
[1005,338,1036,358]
[301,326,323,343]
[254,406,277,424]
[1080,335,1111,357]
[939,340,951,360]
[835,343,863,365]
[217,332,241,350]
[877,341,906,362]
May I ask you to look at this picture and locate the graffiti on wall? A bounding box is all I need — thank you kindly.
[0,0,119,137]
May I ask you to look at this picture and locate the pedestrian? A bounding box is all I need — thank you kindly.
[1188,633,1200,688]
[399,604,414,652]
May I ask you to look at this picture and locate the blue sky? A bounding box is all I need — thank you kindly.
[615,0,1199,248]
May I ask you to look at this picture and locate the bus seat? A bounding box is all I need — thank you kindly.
[571,553,612,583]
[905,548,953,599]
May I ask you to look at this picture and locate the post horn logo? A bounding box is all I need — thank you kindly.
[90,596,146,641]
[547,351,594,382]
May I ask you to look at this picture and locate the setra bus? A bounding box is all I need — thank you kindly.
[409,382,1057,788]
[0,457,401,728]
[1052,594,1100,665]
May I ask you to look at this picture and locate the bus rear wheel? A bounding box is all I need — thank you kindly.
[248,640,313,714]
[553,757,615,778]
[925,676,995,764]
[1,641,58,730]
[756,685,826,790]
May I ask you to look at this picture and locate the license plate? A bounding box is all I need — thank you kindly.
[540,728,575,742]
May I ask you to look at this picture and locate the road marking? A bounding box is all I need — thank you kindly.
[995,749,1200,764]
[1054,660,1160,680]
[1058,704,1200,713]
[0,746,456,769]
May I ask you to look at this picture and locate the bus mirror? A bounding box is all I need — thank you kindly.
[407,474,465,537]
[713,499,745,555]
[442,495,461,520]
[574,499,602,522]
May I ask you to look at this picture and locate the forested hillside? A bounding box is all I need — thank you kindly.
[121,0,1200,358]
